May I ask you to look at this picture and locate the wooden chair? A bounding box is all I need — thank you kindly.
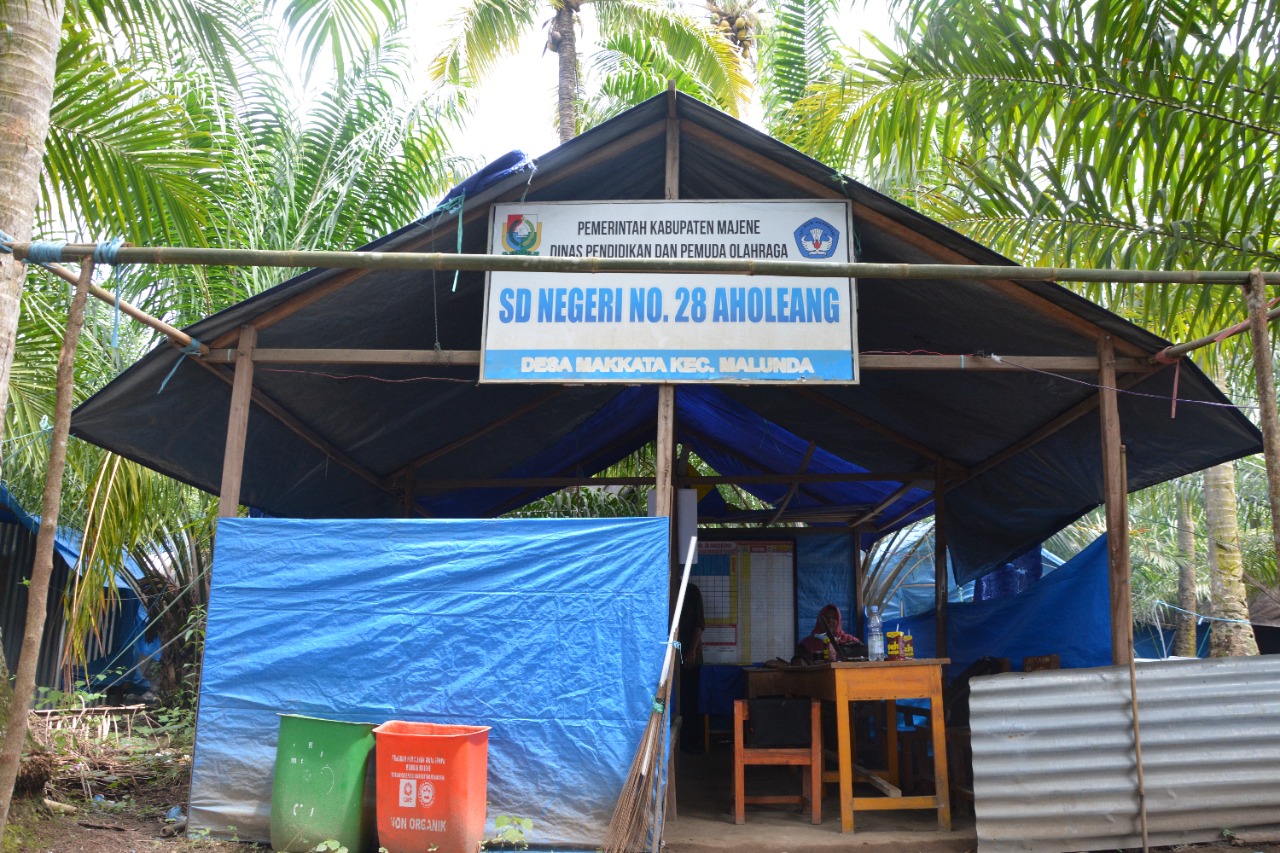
[733,698,822,825]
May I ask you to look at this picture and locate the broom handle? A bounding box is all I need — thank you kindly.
[658,534,699,691]
[638,534,698,781]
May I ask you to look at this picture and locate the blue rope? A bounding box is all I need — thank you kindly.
[518,162,538,203]
[158,339,203,394]
[446,193,466,292]
[669,639,683,665]
[1159,601,1256,626]
[0,233,125,267]
[94,237,125,265]
[26,241,66,264]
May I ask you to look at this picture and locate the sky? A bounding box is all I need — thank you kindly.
[409,3,894,166]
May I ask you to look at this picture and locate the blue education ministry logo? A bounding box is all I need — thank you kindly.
[793,217,840,259]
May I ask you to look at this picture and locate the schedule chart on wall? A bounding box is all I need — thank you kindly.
[693,540,795,664]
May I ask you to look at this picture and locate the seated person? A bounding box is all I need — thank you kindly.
[796,604,863,662]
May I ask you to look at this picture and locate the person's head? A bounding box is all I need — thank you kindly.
[818,604,842,634]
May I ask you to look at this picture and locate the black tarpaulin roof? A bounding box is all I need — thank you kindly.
[70,92,1263,584]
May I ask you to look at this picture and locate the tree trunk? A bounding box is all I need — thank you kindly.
[1202,460,1259,657]
[0,258,92,832]
[1173,491,1197,657]
[555,2,578,143]
[0,0,65,452]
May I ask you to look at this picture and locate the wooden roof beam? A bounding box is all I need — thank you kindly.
[479,422,657,516]
[794,387,968,474]
[206,348,1149,373]
[680,470,933,486]
[193,358,422,514]
[765,441,816,526]
[680,423,833,509]
[848,479,929,529]
[961,362,1163,485]
[388,388,566,486]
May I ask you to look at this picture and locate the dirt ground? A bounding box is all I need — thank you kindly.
[4,706,1278,853]
[4,791,246,853]
[9,800,1280,853]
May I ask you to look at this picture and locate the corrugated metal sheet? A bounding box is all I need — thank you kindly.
[0,521,71,689]
[969,656,1280,852]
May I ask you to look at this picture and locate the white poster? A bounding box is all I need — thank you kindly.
[694,540,796,665]
[481,200,857,384]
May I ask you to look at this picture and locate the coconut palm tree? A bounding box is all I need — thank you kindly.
[431,0,751,143]
[764,0,1278,653]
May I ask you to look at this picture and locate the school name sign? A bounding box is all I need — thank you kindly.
[480,200,858,384]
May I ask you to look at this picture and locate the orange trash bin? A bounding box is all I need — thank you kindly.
[373,721,491,853]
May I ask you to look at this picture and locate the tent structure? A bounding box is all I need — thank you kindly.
[71,90,1262,642]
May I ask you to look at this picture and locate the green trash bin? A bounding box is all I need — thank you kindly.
[271,714,376,853]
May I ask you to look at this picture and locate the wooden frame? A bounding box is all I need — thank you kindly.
[733,698,823,825]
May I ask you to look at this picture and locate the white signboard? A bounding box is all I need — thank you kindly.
[481,200,858,384]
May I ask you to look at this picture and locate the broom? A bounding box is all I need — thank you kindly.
[603,535,698,853]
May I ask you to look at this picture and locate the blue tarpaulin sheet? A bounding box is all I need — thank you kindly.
[896,534,1113,678]
[189,517,669,848]
[795,534,857,645]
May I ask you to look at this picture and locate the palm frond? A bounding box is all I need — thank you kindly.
[428,0,544,84]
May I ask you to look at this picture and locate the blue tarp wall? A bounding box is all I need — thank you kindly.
[895,534,1113,677]
[190,517,669,848]
[794,533,856,645]
[1135,619,1211,659]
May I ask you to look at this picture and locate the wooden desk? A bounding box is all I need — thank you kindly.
[746,660,951,833]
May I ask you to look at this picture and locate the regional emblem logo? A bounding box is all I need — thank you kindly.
[793,217,840,259]
[419,780,436,808]
[502,213,542,255]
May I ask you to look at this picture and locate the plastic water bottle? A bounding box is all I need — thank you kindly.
[867,606,886,661]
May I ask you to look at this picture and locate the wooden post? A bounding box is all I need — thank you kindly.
[218,325,257,518]
[656,386,676,518]
[658,78,680,548]
[1244,269,1280,572]
[1098,335,1132,665]
[850,527,865,634]
[934,465,949,658]
[0,258,94,831]
[665,79,680,201]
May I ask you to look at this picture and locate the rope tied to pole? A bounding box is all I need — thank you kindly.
[93,237,125,266]
[158,338,204,394]
[25,241,66,265]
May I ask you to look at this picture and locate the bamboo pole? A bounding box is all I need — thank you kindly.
[1243,269,1280,573]
[0,257,94,830]
[21,254,203,352]
[1152,303,1280,363]
[9,241,1280,285]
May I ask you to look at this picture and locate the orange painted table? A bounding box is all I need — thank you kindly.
[746,659,951,833]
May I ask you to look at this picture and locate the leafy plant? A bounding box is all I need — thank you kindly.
[485,814,533,850]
